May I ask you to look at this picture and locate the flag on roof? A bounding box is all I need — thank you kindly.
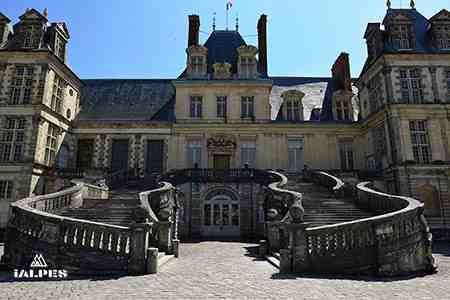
[227,0,233,10]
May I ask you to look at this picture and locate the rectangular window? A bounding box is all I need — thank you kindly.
[240,57,255,79]
[240,141,256,168]
[286,101,301,121]
[191,56,204,75]
[400,69,423,104]
[217,96,227,118]
[0,181,13,199]
[55,36,66,60]
[373,124,387,163]
[23,25,36,48]
[287,139,304,173]
[45,124,59,165]
[9,66,34,105]
[0,118,26,162]
[410,120,431,164]
[241,96,255,119]
[339,141,354,171]
[393,25,411,50]
[190,96,203,118]
[51,74,65,113]
[187,141,202,168]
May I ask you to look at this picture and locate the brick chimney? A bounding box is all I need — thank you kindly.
[188,15,200,47]
[257,14,268,77]
[331,52,352,91]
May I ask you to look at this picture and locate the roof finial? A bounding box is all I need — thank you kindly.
[213,12,216,31]
[386,0,391,9]
[43,8,48,18]
[410,0,415,9]
[236,15,239,32]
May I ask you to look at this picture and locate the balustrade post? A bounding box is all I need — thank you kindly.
[158,221,173,254]
[147,247,159,274]
[284,223,310,273]
[129,222,151,275]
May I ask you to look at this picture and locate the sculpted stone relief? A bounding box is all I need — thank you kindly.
[207,134,237,154]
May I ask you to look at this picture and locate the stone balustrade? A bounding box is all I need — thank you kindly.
[277,171,437,276]
[2,180,161,276]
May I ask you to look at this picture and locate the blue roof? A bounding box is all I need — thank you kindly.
[203,30,247,74]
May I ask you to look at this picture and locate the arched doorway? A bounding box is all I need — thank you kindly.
[201,188,240,238]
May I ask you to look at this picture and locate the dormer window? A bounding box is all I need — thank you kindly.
[392,24,412,50]
[54,35,66,60]
[368,74,383,113]
[237,45,258,79]
[23,25,38,48]
[191,56,204,73]
[239,57,256,79]
[434,25,450,49]
[187,45,208,79]
[281,90,305,122]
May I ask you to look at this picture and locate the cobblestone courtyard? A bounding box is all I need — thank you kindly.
[0,241,449,300]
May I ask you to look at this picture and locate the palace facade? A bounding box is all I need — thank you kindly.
[1,4,450,238]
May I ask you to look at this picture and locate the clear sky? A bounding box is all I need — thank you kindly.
[2,0,449,79]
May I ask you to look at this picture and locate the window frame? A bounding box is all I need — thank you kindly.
[400,68,424,104]
[216,96,227,118]
[10,66,34,105]
[190,96,203,119]
[0,181,13,199]
[240,141,256,168]
[51,74,65,113]
[187,141,202,168]
[45,124,59,166]
[241,96,255,119]
[339,141,354,171]
[0,118,26,162]
[409,120,432,164]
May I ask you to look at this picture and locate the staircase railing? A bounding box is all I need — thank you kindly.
[2,180,157,276]
[276,170,437,276]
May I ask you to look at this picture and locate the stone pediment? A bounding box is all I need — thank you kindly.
[207,135,237,154]
[237,45,258,56]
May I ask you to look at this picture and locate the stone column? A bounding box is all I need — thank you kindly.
[158,221,173,254]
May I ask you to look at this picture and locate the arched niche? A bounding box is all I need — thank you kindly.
[416,184,441,217]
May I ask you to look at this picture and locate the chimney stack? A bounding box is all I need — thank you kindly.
[331,52,352,92]
[257,14,268,77]
[188,15,200,47]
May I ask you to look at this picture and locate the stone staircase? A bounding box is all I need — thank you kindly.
[285,176,374,227]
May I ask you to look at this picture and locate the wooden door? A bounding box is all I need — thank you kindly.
[214,155,230,169]
[76,139,94,170]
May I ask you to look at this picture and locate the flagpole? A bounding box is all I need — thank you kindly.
[226,6,229,30]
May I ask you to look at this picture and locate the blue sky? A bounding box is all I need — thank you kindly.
[2,1,448,79]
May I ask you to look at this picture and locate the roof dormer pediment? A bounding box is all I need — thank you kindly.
[19,8,47,23]
[430,9,450,23]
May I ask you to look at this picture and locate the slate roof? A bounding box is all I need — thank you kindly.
[203,30,247,74]
[79,79,175,122]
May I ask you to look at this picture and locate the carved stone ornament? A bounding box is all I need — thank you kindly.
[207,134,237,154]
[213,62,232,79]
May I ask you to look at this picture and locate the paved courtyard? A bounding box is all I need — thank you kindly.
[0,241,449,300]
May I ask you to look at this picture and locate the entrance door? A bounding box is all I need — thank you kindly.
[111,140,129,171]
[202,195,240,237]
[214,155,230,169]
[146,140,164,175]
